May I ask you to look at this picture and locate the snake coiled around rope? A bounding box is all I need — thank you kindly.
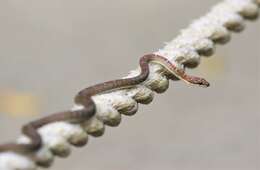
[0,54,210,160]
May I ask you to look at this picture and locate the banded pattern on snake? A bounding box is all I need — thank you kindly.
[0,54,209,157]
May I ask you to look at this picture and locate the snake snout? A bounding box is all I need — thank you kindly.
[199,78,210,87]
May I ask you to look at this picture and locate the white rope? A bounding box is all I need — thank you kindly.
[0,0,259,169]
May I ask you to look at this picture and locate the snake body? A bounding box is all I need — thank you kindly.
[0,54,209,155]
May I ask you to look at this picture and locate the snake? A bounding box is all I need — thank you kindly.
[0,54,209,156]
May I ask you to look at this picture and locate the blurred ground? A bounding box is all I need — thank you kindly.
[0,0,259,170]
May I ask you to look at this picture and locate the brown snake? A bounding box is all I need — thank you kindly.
[0,54,209,156]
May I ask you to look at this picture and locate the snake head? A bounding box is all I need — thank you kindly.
[201,79,210,87]
[187,76,210,87]
[195,78,210,87]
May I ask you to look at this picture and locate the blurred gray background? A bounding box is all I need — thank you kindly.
[0,0,259,170]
